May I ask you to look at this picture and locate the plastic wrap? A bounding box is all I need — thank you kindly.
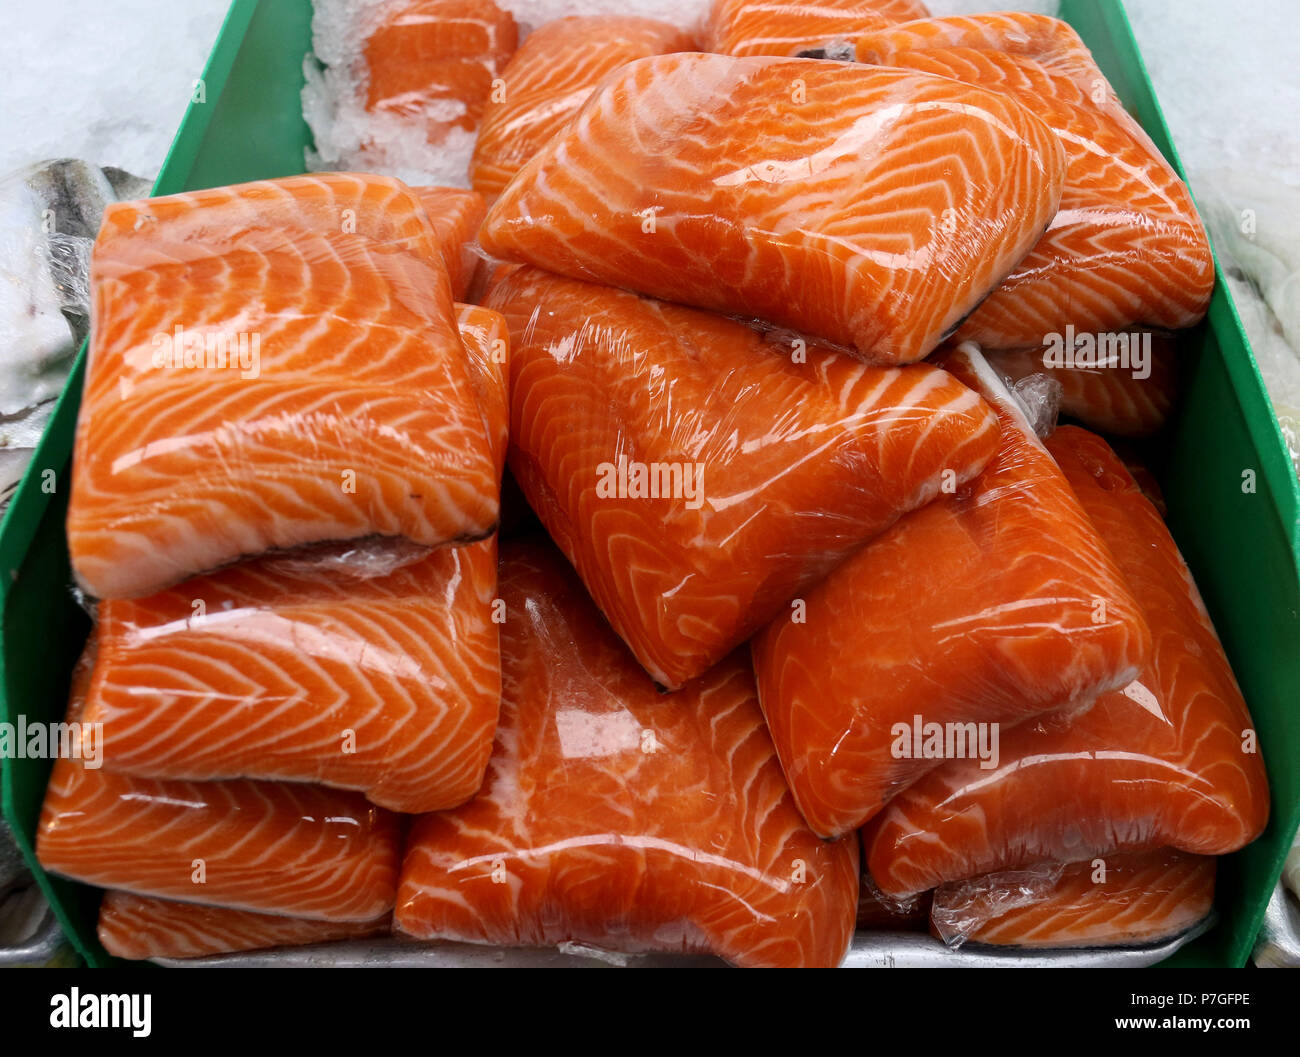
[67,173,499,600]
[98,891,391,961]
[304,0,517,184]
[986,333,1176,438]
[751,345,1151,838]
[705,0,930,57]
[864,426,1270,899]
[79,536,499,814]
[479,52,1067,364]
[412,185,486,298]
[490,267,1001,689]
[36,643,403,921]
[931,850,1216,950]
[469,16,697,197]
[395,539,859,969]
[849,13,1213,348]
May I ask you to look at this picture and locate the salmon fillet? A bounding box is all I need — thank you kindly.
[68,174,498,599]
[470,16,697,198]
[480,53,1067,364]
[853,14,1214,346]
[37,644,402,921]
[931,850,1215,949]
[985,332,1177,438]
[98,891,390,961]
[455,303,509,479]
[80,536,499,814]
[413,185,487,298]
[707,0,930,57]
[362,0,517,138]
[751,346,1152,838]
[864,427,1269,898]
[492,268,1000,689]
[395,540,860,968]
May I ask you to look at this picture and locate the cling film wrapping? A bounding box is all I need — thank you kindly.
[863,426,1269,899]
[67,173,501,600]
[479,51,1067,364]
[395,539,859,969]
[36,642,403,922]
[489,267,1001,690]
[751,345,1152,839]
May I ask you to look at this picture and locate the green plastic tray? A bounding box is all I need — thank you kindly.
[1,0,1296,968]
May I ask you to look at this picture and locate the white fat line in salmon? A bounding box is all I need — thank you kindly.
[50,989,151,1037]
[595,456,705,510]
[0,716,101,768]
[151,323,261,380]
[889,715,999,770]
[1042,326,1152,380]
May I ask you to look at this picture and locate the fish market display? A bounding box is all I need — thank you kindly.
[932,850,1215,949]
[79,538,500,814]
[26,0,1271,970]
[985,332,1177,438]
[752,346,1151,838]
[37,646,403,920]
[852,14,1214,347]
[67,173,498,599]
[98,891,391,961]
[470,16,696,198]
[480,52,1067,364]
[395,540,859,968]
[494,268,1000,689]
[864,427,1270,899]
[414,185,486,298]
[706,0,930,57]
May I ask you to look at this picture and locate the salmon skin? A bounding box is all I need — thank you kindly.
[68,174,499,599]
[852,14,1214,347]
[79,536,499,814]
[37,643,402,921]
[492,267,1000,689]
[413,185,486,298]
[362,0,518,138]
[931,850,1215,949]
[98,891,391,961]
[985,331,1177,438]
[470,16,697,198]
[864,427,1269,899]
[395,540,860,968]
[751,345,1151,839]
[480,53,1066,364]
[706,0,930,57]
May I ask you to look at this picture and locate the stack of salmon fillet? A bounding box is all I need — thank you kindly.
[38,0,1269,968]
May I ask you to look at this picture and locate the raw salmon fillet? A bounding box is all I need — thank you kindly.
[80,536,499,814]
[493,268,1000,689]
[863,427,1269,898]
[985,331,1176,438]
[853,14,1214,346]
[751,346,1151,838]
[480,53,1066,364]
[455,303,509,478]
[37,644,402,921]
[362,0,517,138]
[414,185,486,298]
[930,850,1215,949]
[469,16,697,198]
[706,0,930,57]
[395,540,860,968]
[68,174,498,599]
[98,891,390,961]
